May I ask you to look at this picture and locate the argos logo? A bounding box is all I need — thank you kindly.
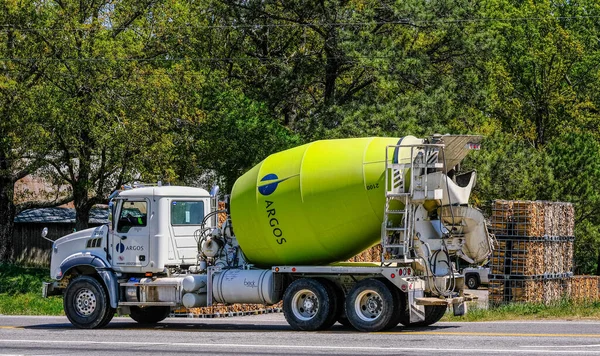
[258,173,294,196]
[258,174,280,196]
[116,242,144,253]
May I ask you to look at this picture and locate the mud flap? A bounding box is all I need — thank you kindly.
[453,300,467,316]
[408,288,426,323]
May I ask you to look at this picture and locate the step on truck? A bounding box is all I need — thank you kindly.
[43,134,494,332]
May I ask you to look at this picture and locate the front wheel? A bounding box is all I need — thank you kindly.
[466,274,480,289]
[345,279,395,332]
[129,306,171,324]
[64,275,115,329]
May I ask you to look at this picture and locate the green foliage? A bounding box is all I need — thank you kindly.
[463,132,556,204]
[0,263,49,294]
[0,264,63,315]
[167,85,300,191]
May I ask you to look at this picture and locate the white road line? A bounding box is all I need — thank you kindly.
[0,339,599,354]
[522,344,600,348]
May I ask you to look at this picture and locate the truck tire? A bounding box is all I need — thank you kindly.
[316,278,343,329]
[381,279,404,330]
[337,314,352,327]
[345,278,395,332]
[129,306,171,324]
[412,305,447,326]
[283,278,337,331]
[465,274,480,289]
[64,275,115,329]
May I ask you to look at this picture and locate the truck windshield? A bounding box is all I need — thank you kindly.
[171,201,204,225]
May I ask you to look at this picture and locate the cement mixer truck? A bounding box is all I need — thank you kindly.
[43,134,494,332]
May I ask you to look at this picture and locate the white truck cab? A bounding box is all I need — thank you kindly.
[109,186,212,272]
[49,186,212,280]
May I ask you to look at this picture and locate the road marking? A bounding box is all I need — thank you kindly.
[0,339,600,354]
[378,331,600,338]
[0,326,21,329]
[522,344,600,348]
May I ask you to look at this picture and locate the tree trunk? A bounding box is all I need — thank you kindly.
[0,179,16,262]
[596,248,600,276]
[75,207,90,232]
[73,178,91,232]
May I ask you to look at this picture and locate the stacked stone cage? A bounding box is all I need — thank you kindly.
[489,200,576,306]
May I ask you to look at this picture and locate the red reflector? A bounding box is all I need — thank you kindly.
[291,267,296,272]
[408,268,411,276]
[391,273,396,278]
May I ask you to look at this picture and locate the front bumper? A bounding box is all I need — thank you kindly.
[42,282,62,298]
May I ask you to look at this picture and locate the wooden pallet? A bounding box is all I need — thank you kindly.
[570,276,600,302]
[491,200,574,237]
[489,278,571,305]
[491,239,573,276]
[176,301,284,317]
[348,244,383,262]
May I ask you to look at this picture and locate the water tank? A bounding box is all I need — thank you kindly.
[230,136,422,266]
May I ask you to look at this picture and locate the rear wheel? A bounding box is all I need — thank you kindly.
[398,292,447,328]
[283,278,337,331]
[129,306,171,324]
[412,305,447,326]
[345,278,395,332]
[317,278,343,329]
[382,280,404,330]
[337,314,352,327]
[64,275,115,329]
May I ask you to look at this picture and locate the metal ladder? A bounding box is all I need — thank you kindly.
[381,144,444,264]
[381,148,414,263]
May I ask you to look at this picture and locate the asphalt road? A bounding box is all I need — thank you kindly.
[0,314,600,356]
[1,314,600,355]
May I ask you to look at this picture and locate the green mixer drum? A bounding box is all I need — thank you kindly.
[230,136,422,266]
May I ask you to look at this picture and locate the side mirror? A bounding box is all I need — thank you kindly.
[210,185,220,198]
[41,227,53,243]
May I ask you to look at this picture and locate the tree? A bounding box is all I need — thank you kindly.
[0,1,72,262]
[30,0,180,231]
[549,131,600,274]
[481,0,600,148]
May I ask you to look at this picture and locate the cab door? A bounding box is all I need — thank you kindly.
[112,199,150,269]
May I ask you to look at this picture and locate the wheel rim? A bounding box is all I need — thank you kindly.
[467,278,476,289]
[74,288,97,317]
[291,288,319,321]
[354,290,383,322]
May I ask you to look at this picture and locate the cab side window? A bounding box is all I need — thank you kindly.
[117,201,147,233]
[171,201,204,225]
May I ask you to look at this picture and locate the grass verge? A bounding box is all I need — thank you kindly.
[0,294,64,315]
[0,263,64,316]
[443,299,600,322]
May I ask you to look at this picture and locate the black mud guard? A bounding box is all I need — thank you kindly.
[58,254,119,309]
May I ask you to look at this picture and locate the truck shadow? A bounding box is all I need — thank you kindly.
[23,321,456,333]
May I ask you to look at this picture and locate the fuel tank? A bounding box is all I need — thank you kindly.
[230,136,422,266]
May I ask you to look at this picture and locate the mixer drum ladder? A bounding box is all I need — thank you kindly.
[381,143,444,264]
